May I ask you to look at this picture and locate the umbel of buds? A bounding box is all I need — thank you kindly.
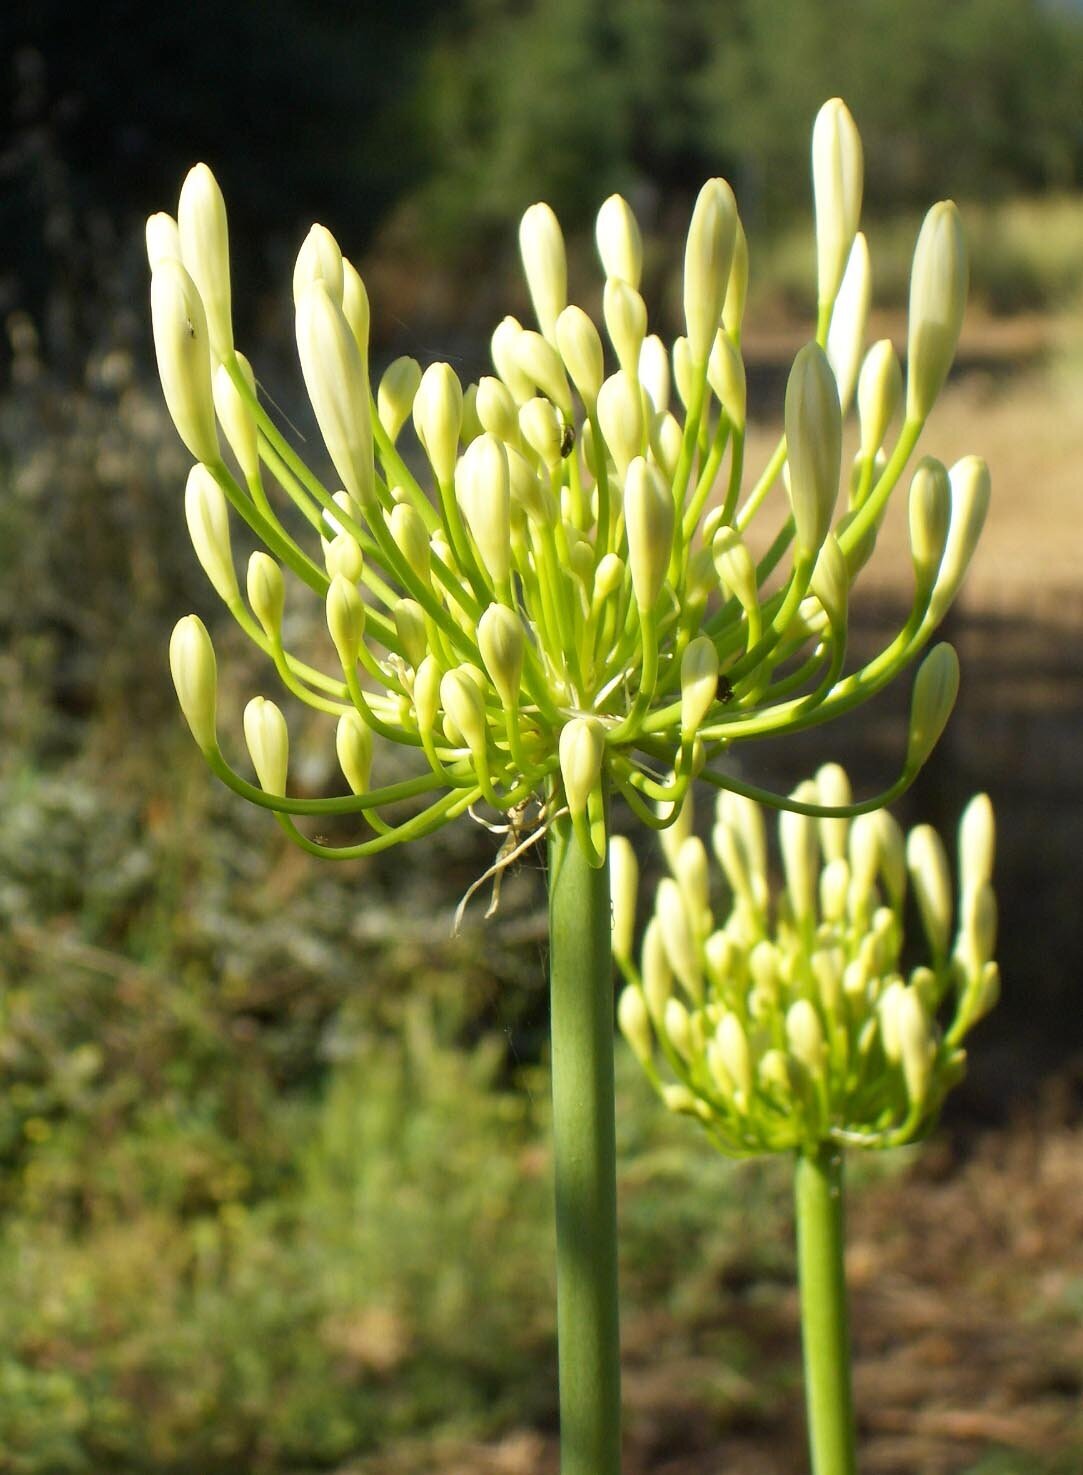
[612,774,998,1153]
[152,100,985,873]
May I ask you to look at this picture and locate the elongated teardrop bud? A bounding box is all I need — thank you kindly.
[413,362,463,486]
[555,306,605,410]
[292,224,344,306]
[908,457,951,591]
[477,603,525,709]
[596,369,645,476]
[857,339,903,462]
[610,835,639,965]
[624,457,674,611]
[336,708,373,794]
[457,432,511,586]
[150,259,220,464]
[378,356,422,442]
[513,330,572,415]
[959,792,995,899]
[558,716,605,822]
[185,464,238,603]
[296,282,374,505]
[907,642,959,772]
[927,457,991,624]
[213,356,259,482]
[785,342,842,558]
[906,201,968,423]
[177,163,233,360]
[826,232,870,413]
[341,259,370,360]
[596,193,643,287]
[618,984,653,1065]
[169,615,218,750]
[146,212,180,269]
[680,636,720,736]
[243,696,289,796]
[491,315,535,405]
[813,98,864,312]
[326,573,366,665]
[780,782,820,923]
[247,552,285,640]
[684,178,738,364]
[604,278,648,379]
[519,202,566,344]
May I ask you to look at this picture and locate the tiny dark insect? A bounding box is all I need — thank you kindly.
[559,422,576,458]
[184,316,196,339]
[716,675,734,704]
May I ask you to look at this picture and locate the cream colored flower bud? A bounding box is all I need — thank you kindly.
[848,810,881,914]
[704,930,737,990]
[717,1012,753,1102]
[815,762,852,864]
[820,857,850,923]
[810,534,848,631]
[457,432,511,585]
[642,917,673,1019]
[169,615,218,750]
[663,998,694,1062]
[656,876,703,1001]
[212,358,258,482]
[857,339,902,461]
[243,696,288,796]
[393,599,428,670]
[326,572,366,665]
[896,989,934,1107]
[477,604,525,710]
[506,446,554,524]
[440,667,487,755]
[618,984,653,1065]
[723,215,749,337]
[491,315,536,404]
[185,464,238,603]
[624,456,674,611]
[554,306,605,410]
[513,330,572,415]
[684,178,738,364]
[413,362,463,485]
[519,396,564,469]
[707,330,747,430]
[680,635,720,736]
[907,823,952,959]
[591,552,625,609]
[786,998,826,1075]
[413,654,442,735]
[636,334,670,416]
[177,163,233,360]
[296,282,374,505]
[712,527,758,615]
[785,342,842,559]
[927,457,991,624]
[558,716,605,821]
[906,642,959,772]
[610,836,639,965]
[595,370,644,477]
[906,201,968,422]
[958,793,995,898]
[336,708,373,794]
[875,811,907,912]
[780,781,820,922]
[292,224,344,306]
[956,880,997,978]
[812,98,864,310]
[146,212,180,268]
[826,233,870,414]
[341,258,370,359]
[596,193,643,287]
[649,411,684,482]
[377,356,422,442]
[519,202,566,343]
[388,502,430,581]
[150,259,220,464]
[908,457,951,590]
[325,531,364,583]
[474,375,518,445]
[603,278,648,379]
[675,837,711,933]
[247,552,285,639]
[671,336,694,410]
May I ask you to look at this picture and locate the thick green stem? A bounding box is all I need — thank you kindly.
[547,812,621,1475]
[795,1143,858,1475]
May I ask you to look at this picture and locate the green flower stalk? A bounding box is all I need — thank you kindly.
[613,776,998,1472]
[149,97,987,1475]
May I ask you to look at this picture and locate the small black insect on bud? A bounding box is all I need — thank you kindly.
[716,675,734,704]
[559,421,576,458]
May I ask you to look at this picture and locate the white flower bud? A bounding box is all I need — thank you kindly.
[519,396,564,469]
[638,334,670,415]
[603,278,647,379]
[169,615,218,751]
[341,259,370,360]
[325,531,364,583]
[610,836,639,965]
[810,534,848,632]
[906,642,959,772]
[441,666,488,755]
[906,201,968,422]
[684,178,738,364]
[185,464,237,603]
[212,357,259,482]
[717,1012,753,1102]
[394,599,428,669]
[672,336,694,410]
[680,635,720,736]
[336,708,374,795]
[657,876,703,1002]
[296,283,374,505]
[558,716,606,821]
[413,362,463,486]
[378,357,422,442]
[477,603,525,710]
[820,857,850,923]
[786,998,826,1075]
[707,330,747,429]
[150,259,220,464]
[649,411,684,481]
[857,339,902,461]
[413,654,442,735]
[388,502,430,581]
[812,98,864,309]
[958,793,995,899]
[826,233,870,414]
[491,315,535,404]
[908,457,951,590]
[555,306,605,410]
[618,984,653,1065]
[642,917,673,1019]
[326,573,366,665]
[815,762,851,864]
[513,330,572,415]
[956,880,997,980]
[907,823,953,959]
[785,342,842,559]
[675,837,711,933]
[474,375,519,445]
[177,163,233,360]
[596,193,643,287]
[596,370,645,477]
[456,432,511,586]
[243,696,289,796]
[591,552,625,609]
[896,988,935,1107]
[623,456,674,611]
[712,527,758,615]
[145,212,180,269]
[780,781,820,923]
[292,224,344,306]
[519,202,567,343]
[723,215,749,337]
[247,552,285,639]
[927,457,991,624]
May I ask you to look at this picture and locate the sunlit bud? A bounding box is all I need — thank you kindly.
[325,573,366,665]
[591,552,625,610]
[672,336,694,410]
[506,446,555,524]
[296,282,374,505]
[324,531,363,583]
[413,654,442,735]
[906,201,968,422]
[877,979,906,1062]
[519,202,567,343]
[491,315,536,404]
[675,837,711,931]
[519,396,564,469]
[712,527,758,615]
[820,857,850,923]
[243,696,288,796]
[785,342,842,558]
[956,880,997,978]
[292,224,344,306]
[618,984,653,1065]
[649,411,684,481]
[857,339,902,461]
[596,370,645,477]
[610,836,639,964]
[176,164,233,360]
[906,642,959,772]
[413,362,463,485]
[826,233,870,413]
[959,793,995,898]
[440,666,487,755]
[908,457,951,589]
[657,877,703,1001]
[553,310,605,417]
[707,330,747,429]
[596,193,643,287]
[897,989,934,1106]
[638,334,670,414]
[388,502,430,580]
[970,960,1001,1024]
[336,708,373,795]
[624,457,674,610]
[457,432,511,585]
[927,457,991,623]
[684,178,738,363]
[169,615,218,750]
[663,997,694,1061]
[146,212,180,268]
[210,360,256,482]
[814,762,851,863]
[247,552,285,639]
[185,465,238,603]
[341,258,370,359]
[713,815,753,907]
[786,998,825,1074]
[150,259,220,464]
[848,810,881,915]
[812,98,864,310]
[780,781,820,922]
[603,278,648,379]
[558,716,605,821]
[704,930,738,989]
[513,330,572,415]
[642,917,673,1019]
[377,356,422,442]
[475,604,524,711]
[680,635,720,735]
[722,215,749,337]
[749,941,781,1000]
[874,810,907,912]
[907,823,953,959]
[810,534,848,631]
[393,599,427,669]
[659,787,693,873]
[716,1013,753,1101]
[473,376,517,446]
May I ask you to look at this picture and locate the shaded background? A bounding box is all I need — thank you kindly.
[1,2,1083,1471]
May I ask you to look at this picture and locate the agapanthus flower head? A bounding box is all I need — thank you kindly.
[151,99,985,872]
[612,776,998,1154]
